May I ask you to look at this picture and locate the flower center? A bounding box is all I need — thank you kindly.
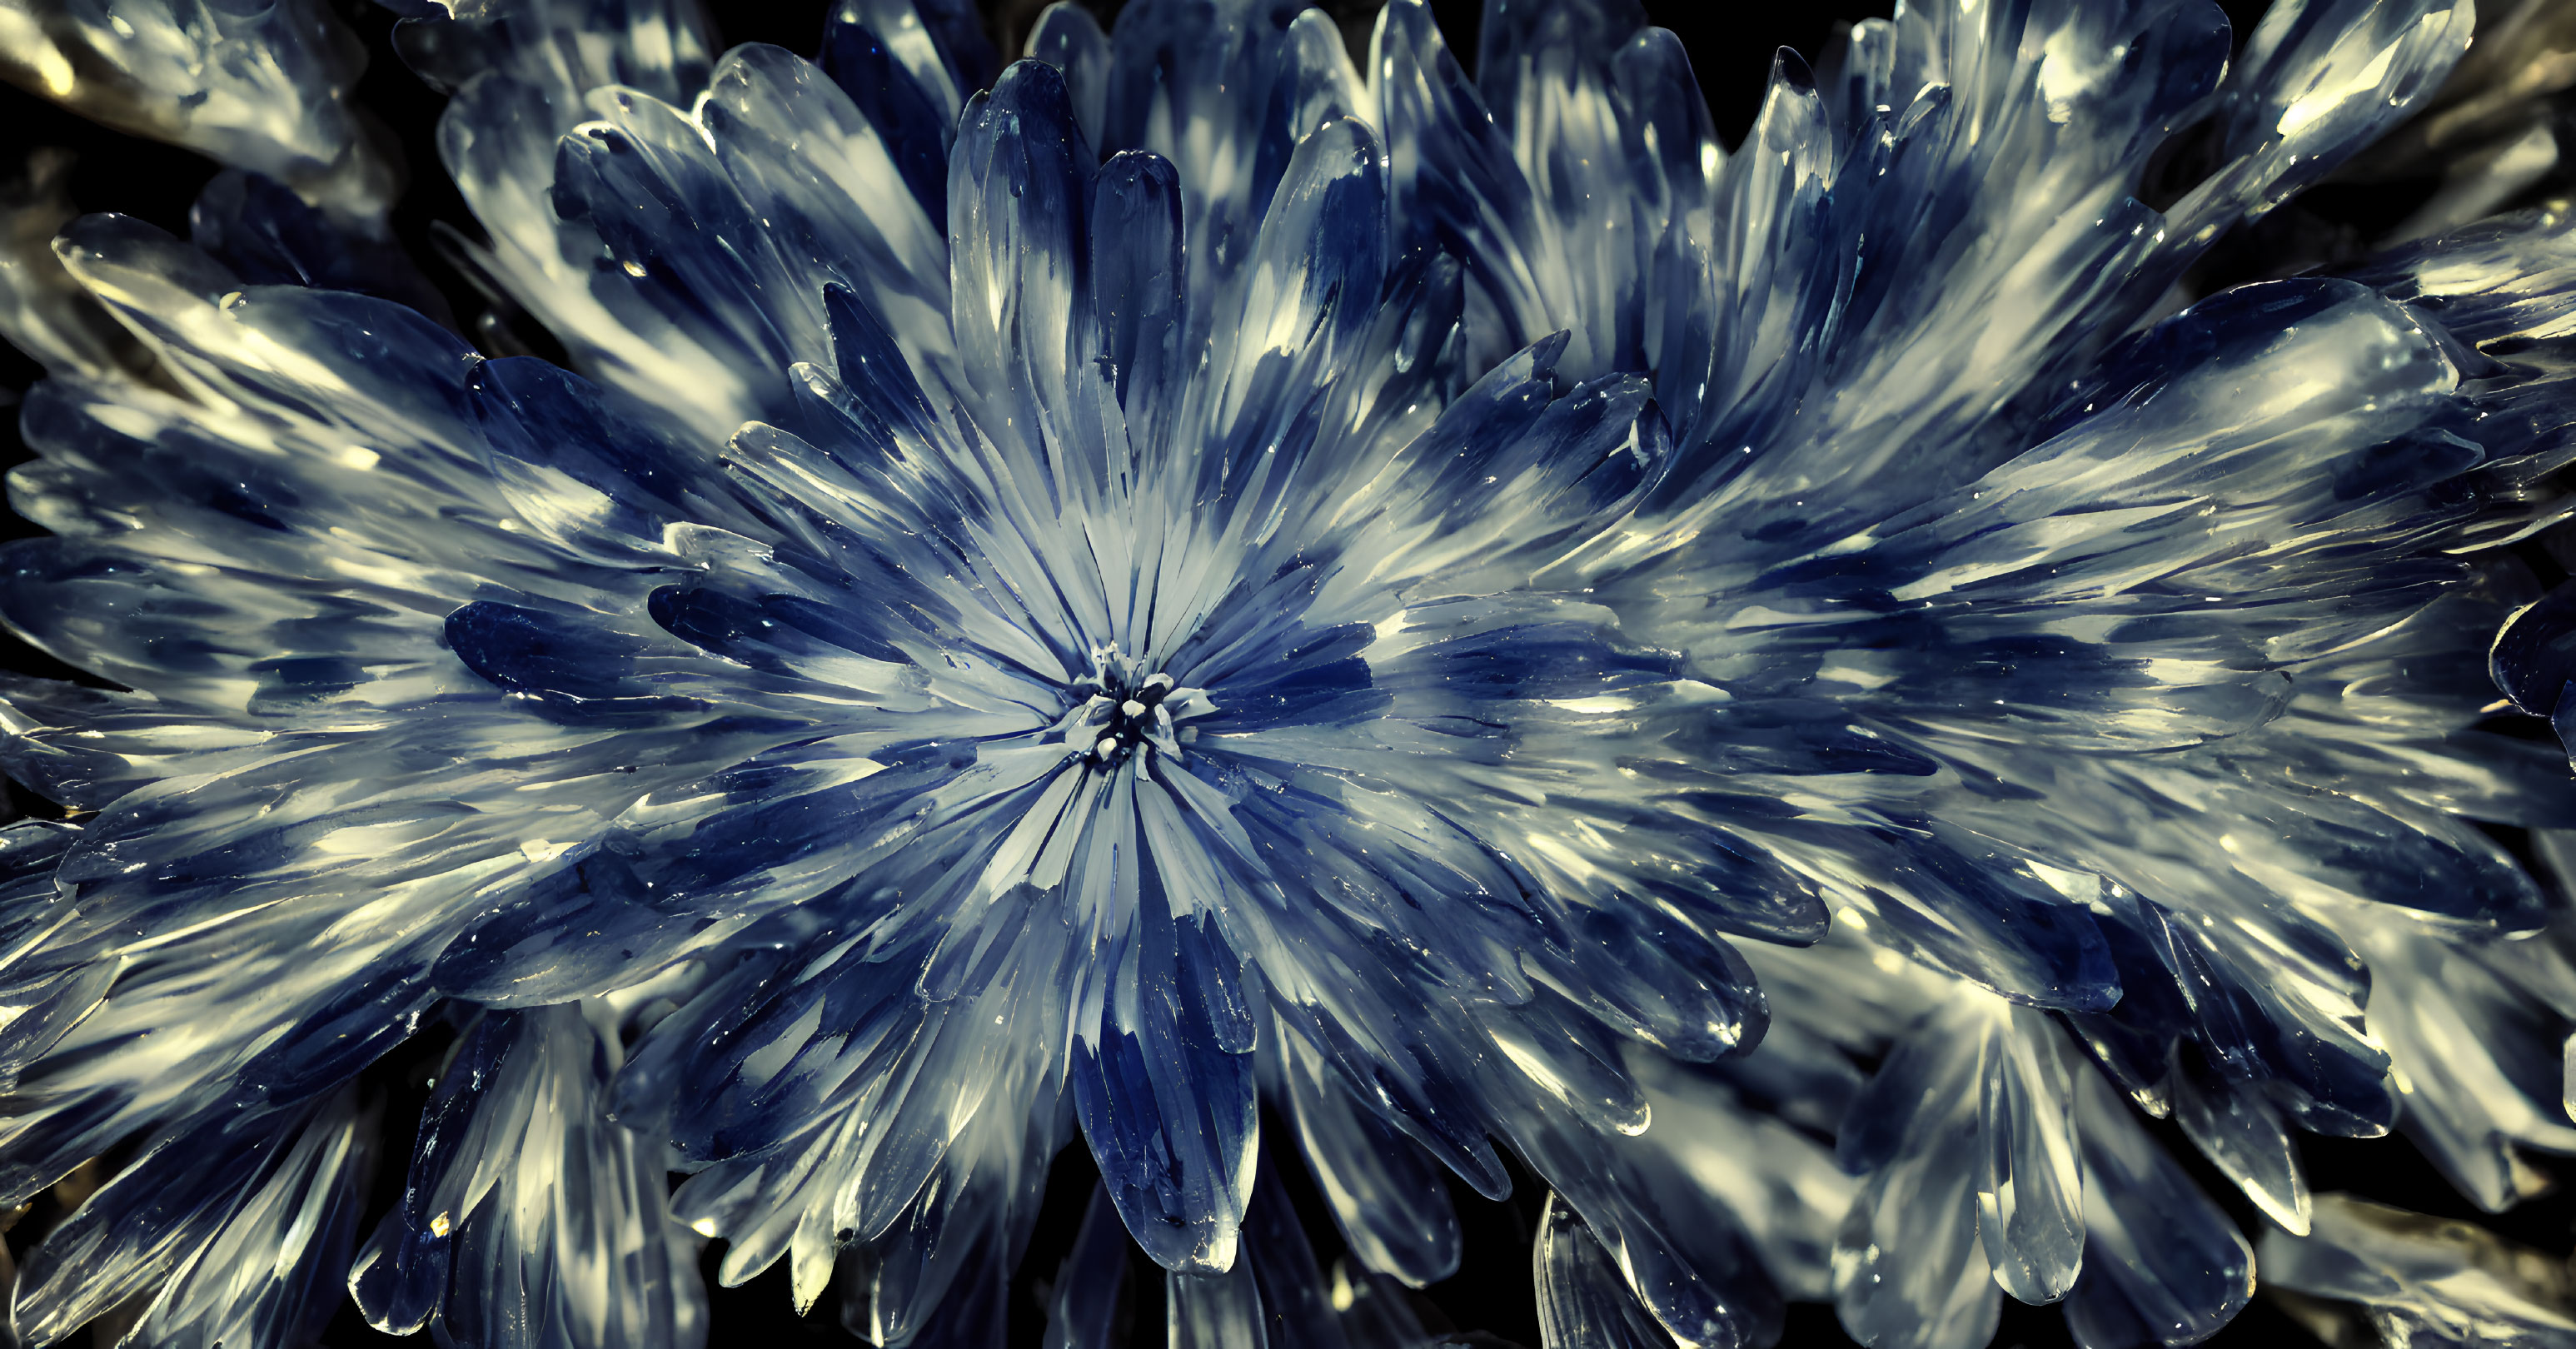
[1059,645,1213,767]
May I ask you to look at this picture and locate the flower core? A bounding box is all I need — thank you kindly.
[1058,645,1212,767]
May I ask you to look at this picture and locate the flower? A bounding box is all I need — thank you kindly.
[2,1,2576,1348]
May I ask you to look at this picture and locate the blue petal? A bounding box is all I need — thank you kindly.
[1090,150,1188,454]
[820,280,944,444]
[1282,1031,1462,1287]
[444,600,707,720]
[351,1004,707,1347]
[190,169,455,326]
[550,87,816,420]
[2143,899,2397,1137]
[1072,901,1258,1273]
[1535,1191,1685,1349]
[2061,1068,2255,1347]
[17,1092,370,1347]
[1371,0,1550,366]
[948,60,1109,481]
[701,42,957,396]
[1182,112,1389,532]
[1103,0,1316,331]
[819,13,959,226]
[1025,2,1112,148]
[2492,581,2576,719]
[1831,827,2121,1013]
[825,0,997,139]
[349,1012,513,1334]
[470,354,755,557]
[1474,0,1662,378]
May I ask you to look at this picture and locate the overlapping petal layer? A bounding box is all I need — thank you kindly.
[0,1,2573,1348]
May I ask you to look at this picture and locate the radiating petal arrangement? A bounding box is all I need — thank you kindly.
[2,0,2576,1347]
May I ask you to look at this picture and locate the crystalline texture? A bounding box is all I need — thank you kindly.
[0,1,2572,1347]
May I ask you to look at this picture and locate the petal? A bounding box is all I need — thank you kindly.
[1499,1058,1786,1348]
[1072,914,1257,1272]
[551,86,822,420]
[4,0,393,215]
[2170,1045,2311,1235]
[1281,1028,1462,1287]
[2060,1067,2255,1348]
[1024,2,1113,148]
[817,6,969,226]
[1169,114,1389,568]
[1977,1005,2086,1306]
[1535,1191,1682,1349]
[17,1089,371,1347]
[702,43,955,392]
[1039,1182,1134,1347]
[947,59,1119,500]
[189,169,454,325]
[350,1003,708,1348]
[2344,905,2576,1212]
[1104,0,1324,332]
[1090,150,1188,462]
[2260,1192,2576,1344]
[1369,0,1554,369]
[1475,0,1662,379]
[2172,0,2474,249]
[1832,1047,2001,1349]
[129,1088,376,1349]
[1628,1049,1856,1302]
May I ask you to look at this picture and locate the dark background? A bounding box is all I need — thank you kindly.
[0,1,2554,1347]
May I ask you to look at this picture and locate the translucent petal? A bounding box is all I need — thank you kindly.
[2061,1068,2254,1349]
[2343,906,2576,1211]
[1627,1048,1856,1303]
[2171,0,2474,249]
[127,1087,376,1349]
[703,42,955,391]
[1833,1105,2001,1349]
[2261,1192,2576,1349]
[1535,1192,1679,1349]
[189,168,452,324]
[1281,1025,1462,1287]
[1476,0,1703,382]
[1104,0,1320,338]
[1369,0,1555,371]
[948,60,1114,490]
[2170,1047,2312,1235]
[1072,903,1258,1273]
[347,1003,708,1348]
[0,149,163,381]
[1024,2,1112,149]
[1,0,394,215]
[1089,144,1190,476]
[12,1088,368,1347]
[1978,1004,2085,1305]
[1164,1152,1353,1349]
[1495,1060,1784,1349]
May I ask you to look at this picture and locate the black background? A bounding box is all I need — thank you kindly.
[0,1,2558,1346]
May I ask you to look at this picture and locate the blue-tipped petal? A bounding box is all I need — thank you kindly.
[819,12,959,226]
[1024,2,1112,149]
[1073,903,1257,1273]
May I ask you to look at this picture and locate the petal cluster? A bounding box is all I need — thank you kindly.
[0,1,2573,1348]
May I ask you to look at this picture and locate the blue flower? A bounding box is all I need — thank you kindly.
[2,1,2575,1347]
